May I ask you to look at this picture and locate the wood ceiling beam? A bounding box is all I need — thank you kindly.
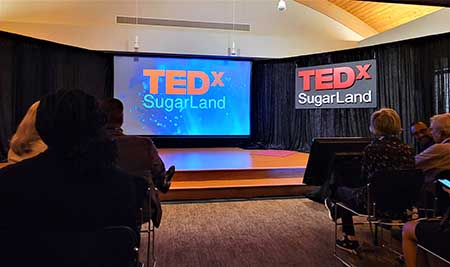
[295,0,379,38]
[357,0,450,7]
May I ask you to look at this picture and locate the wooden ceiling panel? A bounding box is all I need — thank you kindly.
[328,0,442,32]
[297,0,442,35]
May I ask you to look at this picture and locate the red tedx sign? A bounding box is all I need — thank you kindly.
[143,70,224,95]
[295,59,377,109]
[297,64,372,91]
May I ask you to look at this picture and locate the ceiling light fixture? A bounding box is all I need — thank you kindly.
[277,0,287,12]
[133,0,140,52]
[227,0,240,56]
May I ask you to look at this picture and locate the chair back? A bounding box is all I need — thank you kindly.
[0,226,139,267]
[370,169,424,217]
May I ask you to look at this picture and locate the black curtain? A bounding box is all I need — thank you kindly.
[0,31,113,159]
[251,33,450,152]
[1,31,450,157]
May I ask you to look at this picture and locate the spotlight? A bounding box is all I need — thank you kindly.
[277,0,287,12]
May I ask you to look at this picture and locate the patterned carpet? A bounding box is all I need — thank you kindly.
[139,198,405,267]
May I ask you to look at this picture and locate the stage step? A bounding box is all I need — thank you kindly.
[160,168,309,201]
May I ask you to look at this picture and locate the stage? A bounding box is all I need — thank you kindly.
[158,147,312,201]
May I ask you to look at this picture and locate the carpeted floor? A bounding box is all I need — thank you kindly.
[140,198,405,267]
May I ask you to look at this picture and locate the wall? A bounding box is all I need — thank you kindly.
[0,0,361,58]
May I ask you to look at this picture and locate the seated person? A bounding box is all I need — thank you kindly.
[0,90,148,265]
[325,108,415,252]
[415,113,450,214]
[410,121,434,153]
[415,113,450,184]
[7,101,47,163]
[101,98,174,193]
[402,186,450,267]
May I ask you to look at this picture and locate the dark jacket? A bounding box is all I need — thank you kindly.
[0,150,147,265]
[107,128,166,186]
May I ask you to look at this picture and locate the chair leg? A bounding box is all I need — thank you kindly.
[334,203,338,256]
[369,221,378,246]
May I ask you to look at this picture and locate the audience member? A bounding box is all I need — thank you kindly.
[324,108,415,252]
[410,121,434,153]
[101,98,174,193]
[402,186,450,267]
[0,90,148,265]
[7,101,47,163]
[415,113,450,183]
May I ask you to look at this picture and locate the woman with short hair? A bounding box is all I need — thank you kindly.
[325,108,415,252]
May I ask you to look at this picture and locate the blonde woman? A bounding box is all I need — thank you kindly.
[7,101,47,163]
[324,108,415,252]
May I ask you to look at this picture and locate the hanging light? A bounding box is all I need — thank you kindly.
[133,0,140,52]
[227,0,240,56]
[277,0,287,12]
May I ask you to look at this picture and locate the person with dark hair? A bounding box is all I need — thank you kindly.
[410,121,434,153]
[0,90,148,265]
[101,98,174,193]
[324,108,415,252]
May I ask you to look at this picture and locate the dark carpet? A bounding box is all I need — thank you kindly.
[140,198,407,267]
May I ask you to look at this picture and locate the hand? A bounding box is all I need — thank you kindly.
[443,186,450,196]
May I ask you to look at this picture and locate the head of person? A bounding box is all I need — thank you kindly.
[100,98,124,129]
[10,101,47,156]
[410,121,433,146]
[369,108,402,137]
[36,90,116,171]
[429,113,450,143]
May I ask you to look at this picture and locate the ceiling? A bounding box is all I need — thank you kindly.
[296,0,443,38]
[0,0,445,41]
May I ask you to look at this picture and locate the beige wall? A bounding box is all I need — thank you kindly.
[359,8,450,47]
[0,0,361,58]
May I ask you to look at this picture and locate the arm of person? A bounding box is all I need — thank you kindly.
[145,138,166,182]
[415,144,440,170]
[443,186,450,196]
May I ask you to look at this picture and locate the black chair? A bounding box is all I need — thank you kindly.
[333,169,425,265]
[0,226,140,267]
[417,243,450,266]
[140,185,160,267]
[426,170,450,216]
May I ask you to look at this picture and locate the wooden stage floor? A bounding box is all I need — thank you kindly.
[158,147,311,201]
[159,147,309,171]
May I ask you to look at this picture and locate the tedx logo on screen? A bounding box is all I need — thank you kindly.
[295,59,377,109]
[143,70,224,95]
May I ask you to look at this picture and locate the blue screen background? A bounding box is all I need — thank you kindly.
[114,56,251,136]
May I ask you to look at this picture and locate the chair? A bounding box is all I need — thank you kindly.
[140,185,160,267]
[333,169,425,265]
[422,170,450,217]
[0,226,141,267]
[417,243,450,266]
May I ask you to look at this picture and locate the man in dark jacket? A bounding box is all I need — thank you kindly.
[101,98,174,193]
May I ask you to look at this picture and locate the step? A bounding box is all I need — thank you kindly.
[160,183,314,201]
[171,168,305,182]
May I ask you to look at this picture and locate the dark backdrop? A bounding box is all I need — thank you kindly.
[0,31,112,159]
[1,30,449,159]
[251,33,450,151]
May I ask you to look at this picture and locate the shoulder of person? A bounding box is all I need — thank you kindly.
[0,154,46,181]
[109,166,149,185]
[117,134,154,146]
